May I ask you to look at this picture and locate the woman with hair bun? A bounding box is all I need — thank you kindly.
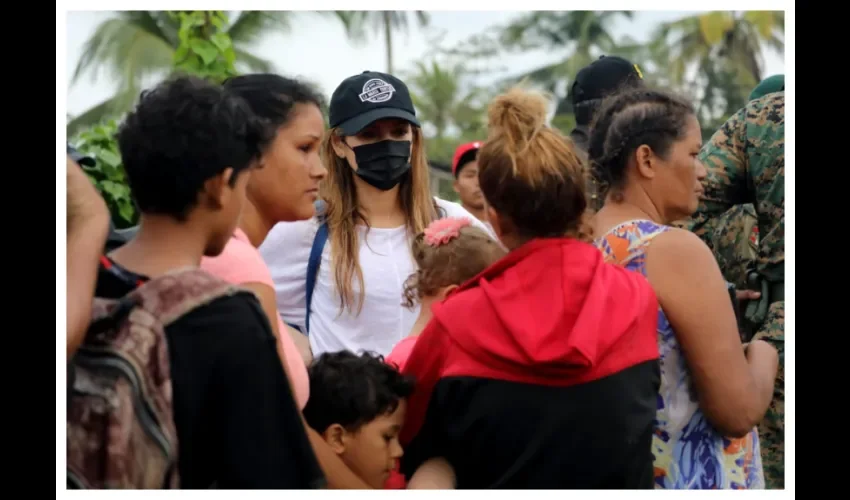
[397,87,662,489]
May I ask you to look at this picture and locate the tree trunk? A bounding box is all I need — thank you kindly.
[383,12,393,74]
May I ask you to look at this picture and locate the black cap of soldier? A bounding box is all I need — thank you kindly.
[67,143,95,167]
[329,71,420,135]
[570,55,644,107]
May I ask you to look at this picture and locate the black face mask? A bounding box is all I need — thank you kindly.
[348,140,412,191]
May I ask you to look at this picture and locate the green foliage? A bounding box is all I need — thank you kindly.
[66,10,303,135]
[72,121,137,229]
[70,11,241,228]
[425,136,459,165]
[437,177,459,202]
[68,10,785,205]
[407,56,490,179]
[171,11,238,83]
[551,113,576,137]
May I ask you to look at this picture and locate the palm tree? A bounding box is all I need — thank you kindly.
[406,60,484,141]
[655,11,783,88]
[652,11,784,134]
[491,11,633,136]
[335,11,430,74]
[67,11,334,135]
[496,11,633,93]
[405,59,488,163]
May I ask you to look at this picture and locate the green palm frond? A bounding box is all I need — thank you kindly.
[495,11,631,93]
[499,11,631,53]
[232,47,275,73]
[70,10,315,124]
[66,95,123,137]
[226,11,292,46]
[406,58,486,142]
[72,13,175,89]
[335,11,430,44]
[332,11,368,43]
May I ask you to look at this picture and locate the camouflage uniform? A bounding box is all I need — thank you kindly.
[676,204,759,289]
[680,92,785,489]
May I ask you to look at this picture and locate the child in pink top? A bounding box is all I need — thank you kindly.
[387,217,506,369]
[383,218,504,488]
[201,228,310,409]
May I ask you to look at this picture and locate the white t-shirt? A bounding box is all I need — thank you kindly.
[259,198,495,357]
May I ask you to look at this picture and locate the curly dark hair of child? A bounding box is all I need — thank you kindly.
[402,224,506,309]
[303,351,416,433]
[587,88,695,202]
[477,87,593,242]
[117,75,272,221]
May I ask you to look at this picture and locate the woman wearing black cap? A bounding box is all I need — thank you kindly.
[260,71,491,360]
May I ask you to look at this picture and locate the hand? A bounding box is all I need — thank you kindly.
[66,156,110,358]
[736,289,761,301]
[67,156,109,234]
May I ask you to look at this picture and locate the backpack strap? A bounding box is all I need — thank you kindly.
[71,268,240,490]
[301,197,441,334]
[305,200,328,335]
[88,268,241,338]
[127,267,241,326]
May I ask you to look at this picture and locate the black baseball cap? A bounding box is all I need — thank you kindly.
[329,71,420,135]
[67,143,95,167]
[570,55,644,107]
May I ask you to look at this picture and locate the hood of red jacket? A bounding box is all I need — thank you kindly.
[432,237,658,380]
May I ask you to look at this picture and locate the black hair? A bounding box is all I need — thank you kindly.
[572,79,644,127]
[117,75,271,220]
[587,88,695,193]
[303,351,415,433]
[454,148,479,178]
[223,73,326,130]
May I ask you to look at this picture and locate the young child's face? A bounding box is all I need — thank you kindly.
[339,400,407,488]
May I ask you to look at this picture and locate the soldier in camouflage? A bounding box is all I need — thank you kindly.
[567,55,644,212]
[681,91,785,489]
[675,76,783,291]
[749,74,784,102]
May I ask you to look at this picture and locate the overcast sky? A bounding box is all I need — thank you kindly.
[65,10,786,116]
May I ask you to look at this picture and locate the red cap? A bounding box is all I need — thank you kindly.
[452,141,483,176]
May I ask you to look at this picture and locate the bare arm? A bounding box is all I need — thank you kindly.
[242,283,312,364]
[239,282,370,489]
[66,157,110,359]
[242,282,290,376]
[285,323,313,366]
[407,457,456,489]
[645,228,777,437]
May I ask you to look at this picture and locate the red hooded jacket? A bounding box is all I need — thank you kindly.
[399,237,660,489]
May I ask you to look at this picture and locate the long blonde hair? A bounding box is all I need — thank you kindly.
[319,126,439,315]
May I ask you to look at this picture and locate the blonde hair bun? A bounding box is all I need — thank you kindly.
[487,87,550,145]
